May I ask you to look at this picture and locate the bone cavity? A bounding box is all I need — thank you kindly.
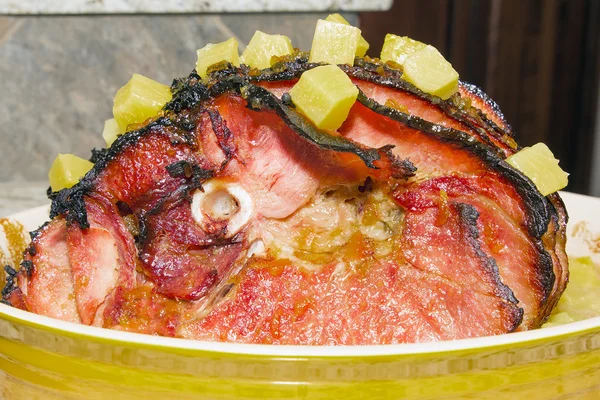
[203,189,239,220]
[191,181,253,238]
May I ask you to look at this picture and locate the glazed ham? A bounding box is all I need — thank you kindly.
[4,56,568,344]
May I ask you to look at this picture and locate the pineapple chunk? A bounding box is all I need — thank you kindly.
[506,143,569,196]
[289,64,358,130]
[196,37,240,79]
[325,14,370,57]
[309,19,361,66]
[112,74,172,132]
[102,118,121,147]
[239,30,294,70]
[48,154,93,192]
[380,34,426,66]
[402,45,459,100]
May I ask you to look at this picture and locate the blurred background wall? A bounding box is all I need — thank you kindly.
[0,12,357,184]
[0,0,598,206]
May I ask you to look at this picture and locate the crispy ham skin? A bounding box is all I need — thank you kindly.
[5,55,568,344]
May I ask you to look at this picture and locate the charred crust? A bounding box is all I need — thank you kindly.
[534,241,556,303]
[454,203,524,330]
[378,144,416,179]
[459,81,512,136]
[492,162,554,239]
[455,203,519,304]
[502,302,525,333]
[207,110,237,168]
[2,265,18,301]
[28,220,51,242]
[342,62,511,147]
[89,148,108,164]
[176,118,196,132]
[165,73,209,113]
[166,160,195,179]
[116,200,134,216]
[540,193,569,314]
[48,117,174,228]
[5,265,17,277]
[137,215,148,246]
[165,160,214,188]
[50,185,91,229]
[20,260,33,277]
[347,60,510,145]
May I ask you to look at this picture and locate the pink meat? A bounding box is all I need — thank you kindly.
[6,62,568,344]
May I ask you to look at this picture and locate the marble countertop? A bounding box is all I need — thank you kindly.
[0,182,50,218]
[2,0,392,14]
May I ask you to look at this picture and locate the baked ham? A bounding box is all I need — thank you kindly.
[4,55,568,344]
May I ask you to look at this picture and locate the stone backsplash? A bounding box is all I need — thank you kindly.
[0,13,357,183]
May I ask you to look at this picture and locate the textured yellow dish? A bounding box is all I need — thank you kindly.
[0,191,599,400]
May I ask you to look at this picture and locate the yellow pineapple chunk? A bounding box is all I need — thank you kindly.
[289,64,358,130]
[48,154,93,192]
[309,19,361,66]
[402,45,459,100]
[380,34,426,65]
[239,30,294,70]
[325,14,370,57]
[196,37,240,79]
[112,74,172,132]
[506,143,569,196]
[102,118,121,147]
